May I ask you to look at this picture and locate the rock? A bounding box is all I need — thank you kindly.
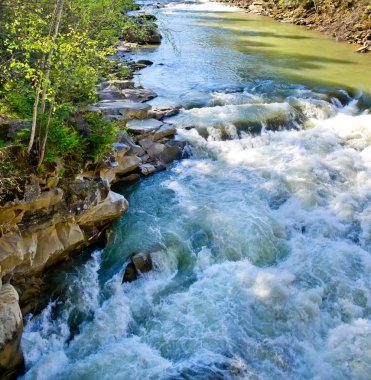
[0,231,25,279]
[137,59,153,66]
[139,164,156,176]
[89,100,151,119]
[139,154,150,163]
[116,40,132,52]
[119,135,146,156]
[138,138,182,164]
[121,88,157,103]
[21,221,86,273]
[127,118,163,135]
[147,30,162,44]
[148,106,180,120]
[76,191,128,228]
[0,284,24,380]
[132,63,148,70]
[103,115,127,122]
[0,188,64,227]
[147,142,166,159]
[27,188,64,211]
[132,252,153,273]
[138,137,154,151]
[101,80,134,90]
[3,120,31,142]
[45,175,59,190]
[159,145,182,164]
[98,85,123,100]
[113,143,129,154]
[248,3,264,14]
[24,175,41,202]
[122,262,137,283]
[122,252,153,283]
[119,173,141,182]
[356,42,371,53]
[166,139,188,151]
[100,155,141,184]
[152,124,176,141]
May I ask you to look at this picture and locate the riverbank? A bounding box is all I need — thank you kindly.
[215,0,371,51]
[0,30,185,378]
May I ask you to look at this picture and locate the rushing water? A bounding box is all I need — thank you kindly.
[21,1,371,379]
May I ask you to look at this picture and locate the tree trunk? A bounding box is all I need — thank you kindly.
[38,96,55,166]
[27,90,40,154]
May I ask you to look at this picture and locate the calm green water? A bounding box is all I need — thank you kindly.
[21,1,371,380]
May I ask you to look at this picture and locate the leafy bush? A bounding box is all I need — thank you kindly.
[45,120,84,163]
[0,80,34,118]
[83,112,124,161]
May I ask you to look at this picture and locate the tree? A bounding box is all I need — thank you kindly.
[1,0,135,165]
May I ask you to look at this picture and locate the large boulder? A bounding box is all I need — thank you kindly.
[138,138,182,164]
[76,191,128,228]
[122,252,153,283]
[148,106,180,120]
[121,88,157,103]
[0,284,24,380]
[99,155,142,184]
[152,124,176,141]
[127,118,163,134]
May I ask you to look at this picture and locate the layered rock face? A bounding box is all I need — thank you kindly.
[0,284,23,380]
[0,186,128,285]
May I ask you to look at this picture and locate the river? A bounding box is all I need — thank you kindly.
[21,1,371,379]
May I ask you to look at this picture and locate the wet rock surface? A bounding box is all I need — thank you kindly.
[0,284,24,380]
[123,252,153,282]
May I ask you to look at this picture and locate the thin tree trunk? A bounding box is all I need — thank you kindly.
[27,90,40,154]
[38,96,55,166]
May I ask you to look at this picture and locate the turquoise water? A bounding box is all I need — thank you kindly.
[21,1,371,379]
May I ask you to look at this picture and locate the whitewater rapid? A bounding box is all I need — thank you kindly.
[21,1,371,379]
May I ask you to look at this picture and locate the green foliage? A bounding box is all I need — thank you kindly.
[45,120,83,163]
[0,81,34,118]
[84,112,122,161]
[0,147,29,204]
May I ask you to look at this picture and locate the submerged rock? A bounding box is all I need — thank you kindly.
[136,59,153,66]
[122,252,153,283]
